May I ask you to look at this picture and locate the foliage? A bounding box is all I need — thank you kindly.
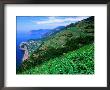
[17,44,94,74]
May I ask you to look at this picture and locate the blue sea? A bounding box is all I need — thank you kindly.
[16,27,63,68]
[16,30,51,68]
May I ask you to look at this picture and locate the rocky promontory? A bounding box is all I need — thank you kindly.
[20,40,43,61]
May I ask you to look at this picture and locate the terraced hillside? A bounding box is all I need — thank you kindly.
[18,44,94,74]
[17,16,94,74]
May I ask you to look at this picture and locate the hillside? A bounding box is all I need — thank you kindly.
[17,44,94,74]
[17,16,94,74]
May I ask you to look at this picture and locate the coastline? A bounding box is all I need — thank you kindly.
[20,42,29,61]
[19,40,43,62]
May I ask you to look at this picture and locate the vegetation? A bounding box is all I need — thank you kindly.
[17,16,94,74]
[17,44,94,74]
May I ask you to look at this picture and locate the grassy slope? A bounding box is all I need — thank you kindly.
[19,44,94,74]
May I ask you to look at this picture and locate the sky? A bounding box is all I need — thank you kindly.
[16,16,90,32]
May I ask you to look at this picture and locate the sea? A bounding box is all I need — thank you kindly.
[16,30,50,68]
[16,28,62,68]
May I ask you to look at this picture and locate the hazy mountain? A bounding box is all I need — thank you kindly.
[30,26,65,38]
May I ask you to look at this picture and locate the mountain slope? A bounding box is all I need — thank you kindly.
[33,16,94,58]
[17,16,94,74]
[17,44,94,74]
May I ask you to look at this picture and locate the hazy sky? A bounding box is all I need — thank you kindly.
[16,16,90,32]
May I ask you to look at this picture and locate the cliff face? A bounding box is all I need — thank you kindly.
[23,49,29,61]
[20,42,29,61]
